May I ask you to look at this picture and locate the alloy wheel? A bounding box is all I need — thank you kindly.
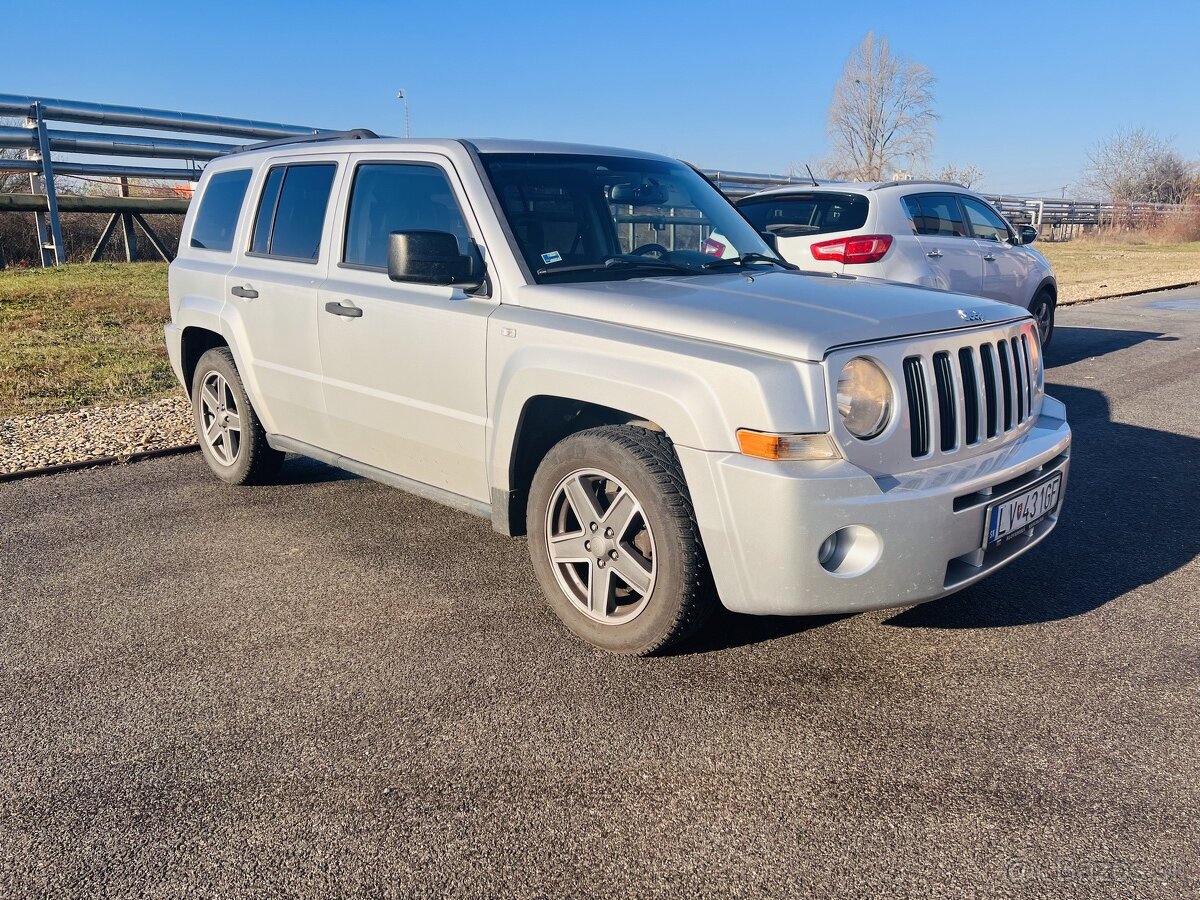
[198,371,242,466]
[544,468,657,623]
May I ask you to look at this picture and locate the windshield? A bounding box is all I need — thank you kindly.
[478,152,783,283]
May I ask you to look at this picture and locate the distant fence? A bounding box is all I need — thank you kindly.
[0,94,328,266]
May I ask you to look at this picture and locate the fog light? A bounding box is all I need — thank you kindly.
[818,534,838,565]
[817,525,882,577]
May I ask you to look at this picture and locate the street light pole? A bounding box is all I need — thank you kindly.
[396,89,410,138]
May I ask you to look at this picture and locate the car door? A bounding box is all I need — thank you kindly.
[225,157,344,449]
[902,192,982,296]
[316,153,494,503]
[960,195,1035,307]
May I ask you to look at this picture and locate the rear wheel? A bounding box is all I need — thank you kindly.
[527,425,715,655]
[1030,289,1056,347]
[191,347,283,485]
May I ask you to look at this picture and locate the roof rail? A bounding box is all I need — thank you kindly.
[227,128,381,155]
[869,179,967,191]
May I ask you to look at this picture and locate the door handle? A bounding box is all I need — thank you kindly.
[325,301,363,318]
[231,285,258,299]
[983,253,997,262]
[926,249,943,259]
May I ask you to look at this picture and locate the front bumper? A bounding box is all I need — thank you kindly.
[678,395,1072,616]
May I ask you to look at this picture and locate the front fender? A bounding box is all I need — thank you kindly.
[485,309,829,494]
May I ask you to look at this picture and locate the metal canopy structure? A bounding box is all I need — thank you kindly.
[0,94,330,266]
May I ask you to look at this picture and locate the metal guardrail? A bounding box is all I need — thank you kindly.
[0,94,328,266]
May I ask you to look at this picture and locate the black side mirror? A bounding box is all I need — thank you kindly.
[1018,224,1038,245]
[759,231,780,252]
[387,230,484,289]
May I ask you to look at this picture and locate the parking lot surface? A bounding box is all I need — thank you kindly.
[2,288,1198,898]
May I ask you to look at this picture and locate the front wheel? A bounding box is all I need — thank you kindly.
[1030,289,1056,347]
[527,426,715,655]
[191,347,283,485]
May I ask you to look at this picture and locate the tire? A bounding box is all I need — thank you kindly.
[527,425,715,655]
[1030,289,1056,347]
[190,347,283,486]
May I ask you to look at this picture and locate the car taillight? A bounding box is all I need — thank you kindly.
[701,237,726,257]
[810,234,893,265]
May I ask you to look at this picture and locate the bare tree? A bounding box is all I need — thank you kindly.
[1082,128,1197,203]
[825,32,938,181]
[934,163,984,189]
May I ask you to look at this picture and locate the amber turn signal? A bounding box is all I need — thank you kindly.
[736,430,840,461]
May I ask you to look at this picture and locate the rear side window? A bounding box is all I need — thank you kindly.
[250,163,337,261]
[342,163,472,269]
[739,193,869,237]
[903,193,969,238]
[189,169,251,251]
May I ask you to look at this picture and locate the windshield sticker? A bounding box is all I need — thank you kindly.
[541,250,563,265]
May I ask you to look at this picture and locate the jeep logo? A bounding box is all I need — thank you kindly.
[958,309,985,322]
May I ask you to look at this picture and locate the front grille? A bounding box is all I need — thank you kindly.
[902,332,1038,459]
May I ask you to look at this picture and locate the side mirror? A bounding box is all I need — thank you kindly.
[387,230,484,289]
[1017,224,1038,245]
[759,231,780,252]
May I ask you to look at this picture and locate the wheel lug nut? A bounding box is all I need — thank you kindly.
[584,540,591,551]
[604,527,614,538]
[609,550,618,559]
[597,559,606,568]
[590,522,598,532]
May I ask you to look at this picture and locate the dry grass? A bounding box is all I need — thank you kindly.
[0,262,176,417]
[1036,239,1200,304]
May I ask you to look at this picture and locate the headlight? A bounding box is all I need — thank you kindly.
[837,357,892,439]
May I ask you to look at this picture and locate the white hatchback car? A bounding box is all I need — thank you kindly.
[712,182,1058,345]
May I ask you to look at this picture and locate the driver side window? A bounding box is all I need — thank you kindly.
[960,196,1011,243]
[342,163,471,270]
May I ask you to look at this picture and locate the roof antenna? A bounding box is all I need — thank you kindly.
[804,164,819,187]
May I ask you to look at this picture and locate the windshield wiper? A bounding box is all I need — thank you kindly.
[536,255,699,277]
[703,252,798,271]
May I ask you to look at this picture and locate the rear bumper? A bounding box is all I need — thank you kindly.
[678,395,1072,616]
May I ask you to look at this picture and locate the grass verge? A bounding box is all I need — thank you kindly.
[1036,240,1200,304]
[0,262,176,418]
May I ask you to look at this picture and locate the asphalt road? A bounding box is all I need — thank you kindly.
[2,288,1198,899]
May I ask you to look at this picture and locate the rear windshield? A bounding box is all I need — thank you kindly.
[738,192,869,237]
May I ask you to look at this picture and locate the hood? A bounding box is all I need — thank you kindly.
[515,270,1028,361]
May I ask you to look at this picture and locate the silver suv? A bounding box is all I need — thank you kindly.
[166,133,1072,654]
[717,182,1058,345]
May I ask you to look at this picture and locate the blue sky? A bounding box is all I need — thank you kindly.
[5,0,1198,195]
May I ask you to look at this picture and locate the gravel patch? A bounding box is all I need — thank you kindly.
[0,394,194,475]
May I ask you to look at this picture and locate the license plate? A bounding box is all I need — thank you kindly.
[984,473,1063,547]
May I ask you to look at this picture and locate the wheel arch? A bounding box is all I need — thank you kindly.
[180,326,229,396]
[493,394,668,536]
[1031,275,1057,309]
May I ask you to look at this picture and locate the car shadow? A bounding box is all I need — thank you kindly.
[886,381,1199,629]
[671,608,851,656]
[1045,325,1175,369]
[275,455,361,485]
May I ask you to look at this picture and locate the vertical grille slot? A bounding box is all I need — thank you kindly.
[1011,337,1026,423]
[932,351,957,451]
[1021,333,1034,409]
[997,339,1014,431]
[980,343,999,438]
[958,347,980,444]
[903,356,930,457]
